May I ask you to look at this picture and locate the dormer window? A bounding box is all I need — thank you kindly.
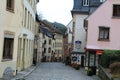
[100,0,105,2]
[83,0,89,6]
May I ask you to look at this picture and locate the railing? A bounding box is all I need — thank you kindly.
[98,65,111,80]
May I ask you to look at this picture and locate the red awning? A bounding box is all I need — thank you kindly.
[96,50,103,55]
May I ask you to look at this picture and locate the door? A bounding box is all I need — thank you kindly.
[81,55,84,67]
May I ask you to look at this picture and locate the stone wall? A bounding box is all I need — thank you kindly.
[98,65,111,80]
[98,65,120,80]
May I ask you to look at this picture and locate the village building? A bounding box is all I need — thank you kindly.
[39,20,60,62]
[34,14,43,65]
[66,20,73,56]
[84,0,120,68]
[63,20,73,63]
[70,0,104,67]
[0,0,36,78]
[54,33,63,62]
[52,22,66,62]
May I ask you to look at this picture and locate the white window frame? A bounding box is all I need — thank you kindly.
[100,0,105,2]
[83,0,89,6]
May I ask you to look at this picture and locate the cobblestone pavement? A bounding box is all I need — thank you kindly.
[25,62,100,80]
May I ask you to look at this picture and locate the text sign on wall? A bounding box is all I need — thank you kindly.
[75,41,81,49]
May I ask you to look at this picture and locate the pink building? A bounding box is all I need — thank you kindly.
[84,0,120,67]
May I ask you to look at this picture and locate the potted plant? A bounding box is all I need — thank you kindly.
[87,68,93,76]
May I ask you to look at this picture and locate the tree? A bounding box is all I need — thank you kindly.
[52,22,67,35]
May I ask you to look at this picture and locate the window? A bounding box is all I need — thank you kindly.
[83,0,89,6]
[43,34,45,38]
[100,0,105,2]
[53,43,55,48]
[24,8,27,27]
[113,5,120,17]
[3,38,14,59]
[43,48,46,53]
[6,0,14,12]
[99,27,110,41]
[27,12,29,29]
[48,47,51,53]
[49,39,51,45]
[44,40,46,44]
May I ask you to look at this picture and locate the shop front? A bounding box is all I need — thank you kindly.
[71,51,85,69]
[85,49,103,75]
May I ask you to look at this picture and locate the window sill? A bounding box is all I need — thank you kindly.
[6,8,14,13]
[1,59,12,62]
[98,39,110,42]
[112,16,120,19]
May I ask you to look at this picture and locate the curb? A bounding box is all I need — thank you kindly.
[12,64,40,80]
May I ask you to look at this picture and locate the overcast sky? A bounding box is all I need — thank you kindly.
[37,0,73,26]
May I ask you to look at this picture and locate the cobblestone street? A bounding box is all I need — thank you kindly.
[25,62,100,80]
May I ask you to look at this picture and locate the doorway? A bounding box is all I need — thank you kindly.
[81,55,84,67]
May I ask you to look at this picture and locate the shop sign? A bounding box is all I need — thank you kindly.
[96,50,103,55]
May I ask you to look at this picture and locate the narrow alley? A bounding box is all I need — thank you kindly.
[24,63,100,80]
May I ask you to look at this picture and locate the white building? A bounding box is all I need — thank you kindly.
[71,0,88,67]
[71,0,105,67]
[39,20,56,62]
[66,20,73,48]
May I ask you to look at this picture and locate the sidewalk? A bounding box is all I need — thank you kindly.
[12,64,39,80]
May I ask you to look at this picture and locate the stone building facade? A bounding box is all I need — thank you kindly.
[0,0,36,78]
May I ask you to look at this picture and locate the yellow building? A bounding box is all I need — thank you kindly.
[0,0,36,78]
[54,34,63,62]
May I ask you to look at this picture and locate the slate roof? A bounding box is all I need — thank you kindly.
[36,14,40,22]
[89,0,102,7]
[40,20,63,34]
[39,26,54,38]
[71,0,102,14]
